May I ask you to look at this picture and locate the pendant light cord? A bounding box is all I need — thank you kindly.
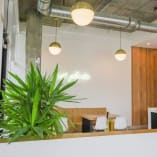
[55,20,58,42]
[120,27,121,49]
[5,0,9,33]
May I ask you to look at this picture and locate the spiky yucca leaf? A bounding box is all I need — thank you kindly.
[0,64,78,142]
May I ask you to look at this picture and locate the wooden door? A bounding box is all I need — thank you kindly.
[132,47,157,126]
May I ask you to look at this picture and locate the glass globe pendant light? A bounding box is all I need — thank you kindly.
[71,1,94,26]
[49,19,62,55]
[114,28,127,61]
[49,42,61,55]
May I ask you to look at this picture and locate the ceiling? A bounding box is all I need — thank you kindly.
[17,0,157,48]
[19,0,157,23]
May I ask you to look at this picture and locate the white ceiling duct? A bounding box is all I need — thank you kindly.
[37,0,157,33]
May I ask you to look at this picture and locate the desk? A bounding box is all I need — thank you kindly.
[82,114,117,132]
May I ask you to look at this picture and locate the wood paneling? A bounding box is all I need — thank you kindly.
[132,47,157,126]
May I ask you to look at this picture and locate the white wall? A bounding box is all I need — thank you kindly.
[9,31,26,80]
[42,24,132,124]
[0,0,4,86]
[0,0,25,84]
[5,0,25,80]
[1,132,157,157]
[41,24,157,126]
[131,31,157,48]
[6,23,157,126]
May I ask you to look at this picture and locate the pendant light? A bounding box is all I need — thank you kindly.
[114,28,127,61]
[71,1,94,26]
[49,19,62,55]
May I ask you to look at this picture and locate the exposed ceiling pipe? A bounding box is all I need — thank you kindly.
[37,0,157,33]
[37,0,51,16]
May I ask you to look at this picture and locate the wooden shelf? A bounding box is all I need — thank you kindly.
[1,128,157,143]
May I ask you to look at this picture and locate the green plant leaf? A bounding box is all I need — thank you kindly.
[0,63,80,142]
[49,64,58,95]
[8,72,27,90]
[33,127,44,138]
[52,78,64,96]
[9,127,29,143]
[31,88,40,126]
[58,80,78,94]
[53,119,63,134]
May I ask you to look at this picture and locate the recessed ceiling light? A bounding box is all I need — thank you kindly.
[146,42,151,46]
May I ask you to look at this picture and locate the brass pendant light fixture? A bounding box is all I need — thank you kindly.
[114,28,127,61]
[49,19,62,55]
[71,1,94,26]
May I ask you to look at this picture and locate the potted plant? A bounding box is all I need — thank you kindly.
[0,64,78,142]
